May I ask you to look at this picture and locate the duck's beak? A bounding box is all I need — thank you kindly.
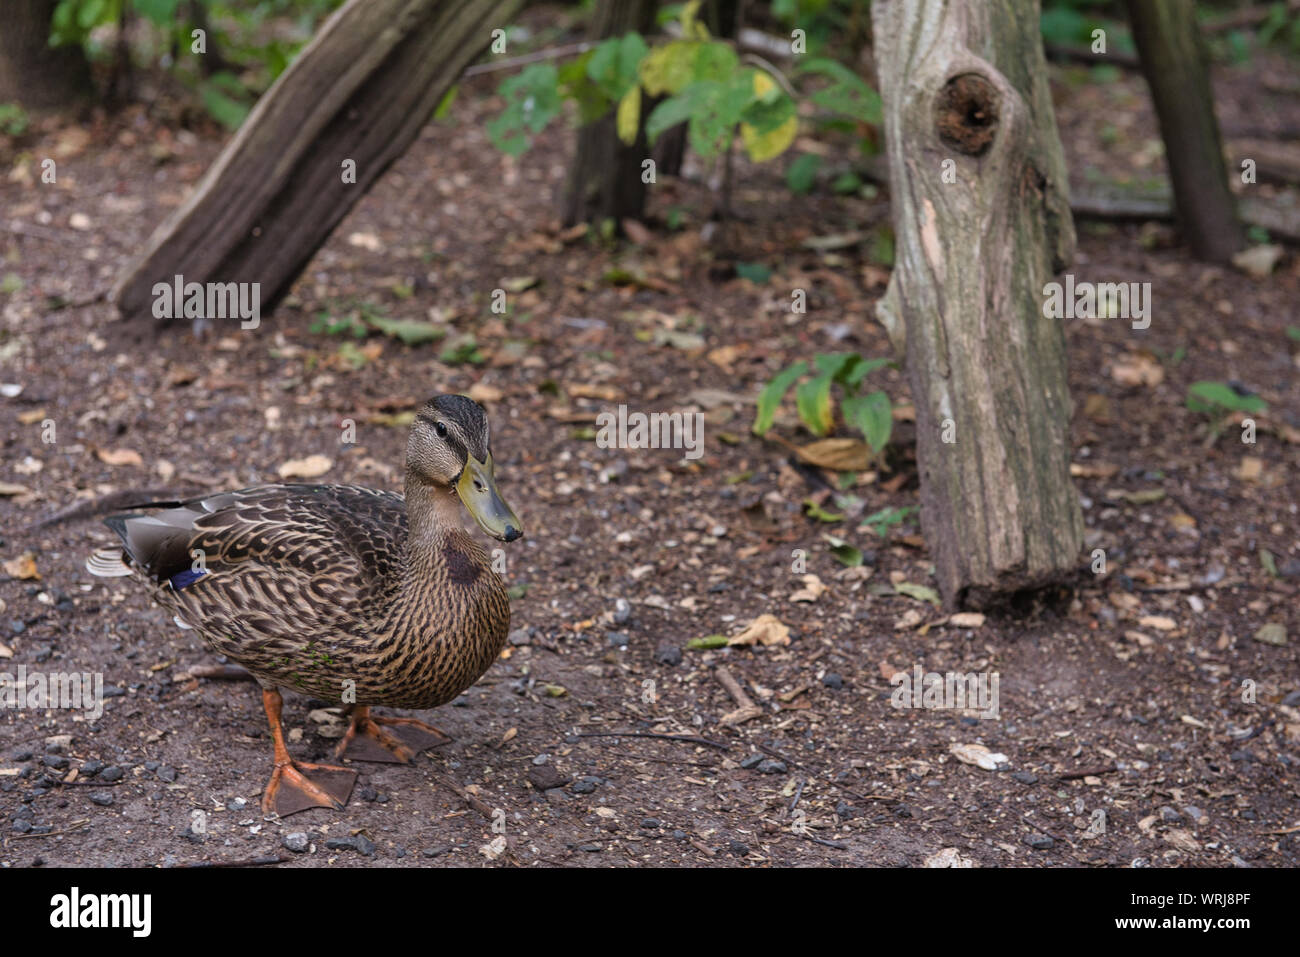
[457,454,523,542]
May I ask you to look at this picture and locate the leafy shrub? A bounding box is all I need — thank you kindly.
[753,352,895,452]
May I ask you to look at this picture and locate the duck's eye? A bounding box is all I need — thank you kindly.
[434,421,448,438]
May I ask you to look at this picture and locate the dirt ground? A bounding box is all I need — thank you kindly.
[1,51,1298,868]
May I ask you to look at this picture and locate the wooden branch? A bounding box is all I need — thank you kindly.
[110,0,524,333]
[1072,184,1300,243]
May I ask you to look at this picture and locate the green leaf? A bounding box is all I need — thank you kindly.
[488,63,561,155]
[895,582,940,606]
[860,505,916,537]
[753,361,807,435]
[824,535,863,567]
[615,85,641,145]
[787,153,821,194]
[1186,381,1266,415]
[1286,326,1300,342]
[842,390,892,452]
[133,0,181,25]
[199,81,250,131]
[794,57,882,124]
[803,499,843,523]
[587,32,648,100]
[840,356,891,389]
[795,372,834,436]
[639,40,700,96]
[686,634,729,650]
[735,261,771,283]
[433,85,458,121]
[365,316,446,346]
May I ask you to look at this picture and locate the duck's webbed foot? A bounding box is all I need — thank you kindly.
[335,706,453,764]
[260,688,356,816]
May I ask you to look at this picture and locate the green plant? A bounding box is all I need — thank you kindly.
[1185,381,1267,418]
[486,0,878,171]
[860,504,916,538]
[753,352,895,452]
[0,104,30,136]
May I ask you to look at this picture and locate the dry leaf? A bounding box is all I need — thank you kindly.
[948,612,986,629]
[1236,456,1263,483]
[789,574,827,603]
[278,455,333,479]
[949,743,1009,771]
[1111,352,1164,388]
[0,482,30,496]
[924,847,975,868]
[796,438,871,472]
[467,382,503,403]
[96,448,143,467]
[1070,461,1119,479]
[1138,615,1176,631]
[3,552,40,580]
[17,408,46,425]
[728,613,791,647]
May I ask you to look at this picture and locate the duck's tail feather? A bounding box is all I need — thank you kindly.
[86,547,133,578]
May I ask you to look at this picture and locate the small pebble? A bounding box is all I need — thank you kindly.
[822,673,844,690]
[98,766,125,782]
[282,832,310,853]
[756,760,787,775]
[654,642,682,666]
[88,791,113,807]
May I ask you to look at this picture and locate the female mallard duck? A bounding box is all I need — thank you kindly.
[87,394,522,816]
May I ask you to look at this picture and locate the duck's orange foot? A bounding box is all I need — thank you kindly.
[262,759,357,817]
[335,707,453,764]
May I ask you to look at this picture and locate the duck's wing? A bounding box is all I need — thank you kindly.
[93,484,407,632]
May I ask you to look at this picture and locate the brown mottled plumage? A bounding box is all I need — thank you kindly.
[89,394,523,815]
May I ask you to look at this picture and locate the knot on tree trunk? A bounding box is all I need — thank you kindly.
[934,73,999,155]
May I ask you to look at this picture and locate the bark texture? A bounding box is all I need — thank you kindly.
[0,0,92,108]
[873,0,1083,608]
[1126,0,1243,262]
[560,0,659,228]
[111,0,523,330]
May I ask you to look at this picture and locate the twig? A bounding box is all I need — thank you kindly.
[574,731,730,750]
[1056,764,1117,781]
[462,42,597,77]
[178,855,287,868]
[788,777,807,814]
[1019,814,1068,846]
[801,833,848,850]
[714,665,763,726]
[12,819,90,839]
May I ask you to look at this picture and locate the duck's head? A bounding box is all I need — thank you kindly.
[407,394,522,542]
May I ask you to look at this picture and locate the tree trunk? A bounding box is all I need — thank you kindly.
[872,0,1083,609]
[0,0,92,109]
[560,0,659,228]
[111,0,523,332]
[1126,0,1243,263]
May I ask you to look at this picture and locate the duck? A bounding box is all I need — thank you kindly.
[86,394,523,816]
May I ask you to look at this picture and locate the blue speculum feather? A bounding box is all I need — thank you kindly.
[169,568,207,590]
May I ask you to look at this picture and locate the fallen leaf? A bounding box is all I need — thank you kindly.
[895,582,941,606]
[1138,615,1176,631]
[1253,623,1287,647]
[789,574,827,603]
[1235,456,1263,483]
[3,552,40,580]
[796,438,872,472]
[467,382,503,404]
[278,455,333,479]
[728,614,791,648]
[96,448,143,467]
[949,743,1009,771]
[0,482,30,496]
[948,612,986,628]
[17,408,46,425]
[1111,352,1164,388]
[1231,244,1283,278]
[924,847,975,868]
